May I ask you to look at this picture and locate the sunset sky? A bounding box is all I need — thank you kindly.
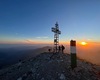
[0,0,100,45]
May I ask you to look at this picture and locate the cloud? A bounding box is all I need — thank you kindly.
[36,36,49,39]
[25,38,52,44]
[25,39,40,44]
[26,39,34,43]
[36,37,41,39]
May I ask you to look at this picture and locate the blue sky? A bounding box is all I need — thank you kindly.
[0,0,100,44]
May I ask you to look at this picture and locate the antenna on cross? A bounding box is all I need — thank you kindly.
[51,22,61,53]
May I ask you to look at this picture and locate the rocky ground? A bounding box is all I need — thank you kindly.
[0,52,100,80]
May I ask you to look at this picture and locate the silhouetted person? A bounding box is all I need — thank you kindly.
[58,46,61,52]
[48,49,51,52]
[61,45,65,53]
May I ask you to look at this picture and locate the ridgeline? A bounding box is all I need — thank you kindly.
[0,52,100,80]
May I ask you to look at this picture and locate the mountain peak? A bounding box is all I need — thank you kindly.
[0,52,99,80]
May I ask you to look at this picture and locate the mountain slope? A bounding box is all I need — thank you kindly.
[0,46,51,69]
[0,53,100,80]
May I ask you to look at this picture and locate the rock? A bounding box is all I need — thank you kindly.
[17,77,22,80]
[62,71,65,73]
[59,74,66,80]
[31,68,36,73]
[17,62,22,66]
[41,78,45,80]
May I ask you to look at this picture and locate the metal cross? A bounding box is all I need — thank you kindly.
[51,22,61,53]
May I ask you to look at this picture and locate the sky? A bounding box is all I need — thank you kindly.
[0,0,100,45]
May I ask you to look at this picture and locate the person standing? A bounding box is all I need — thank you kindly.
[61,45,65,53]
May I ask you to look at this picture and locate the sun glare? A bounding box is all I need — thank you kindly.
[81,42,87,45]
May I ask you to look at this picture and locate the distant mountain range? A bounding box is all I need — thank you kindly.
[0,46,52,69]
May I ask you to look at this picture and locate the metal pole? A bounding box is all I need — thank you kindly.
[70,40,77,69]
